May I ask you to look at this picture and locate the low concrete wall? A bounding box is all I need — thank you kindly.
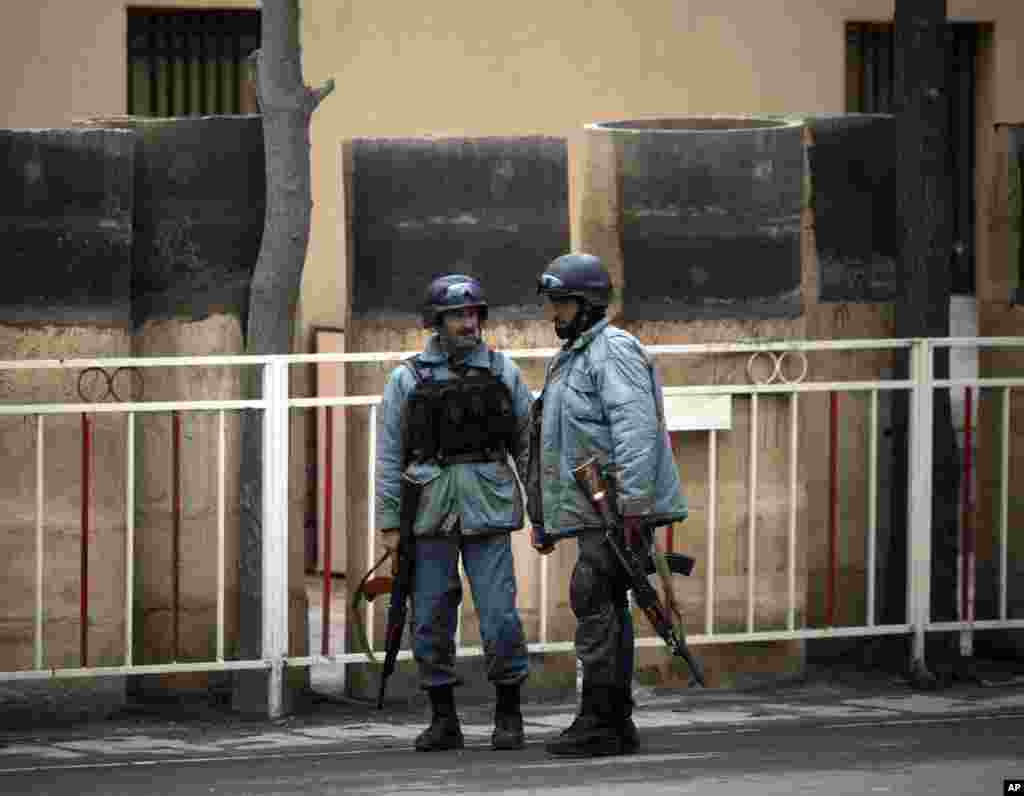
[801,115,900,631]
[975,124,1024,650]
[0,128,135,674]
[0,326,132,672]
[0,119,309,701]
[576,117,810,685]
[341,134,572,698]
[339,118,907,695]
[131,315,245,670]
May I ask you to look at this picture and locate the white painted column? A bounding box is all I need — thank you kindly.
[867,390,878,627]
[35,413,45,667]
[217,409,226,661]
[262,358,290,719]
[706,429,717,635]
[787,393,798,631]
[747,394,759,633]
[907,341,934,667]
[999,387,1011,621]
[124,413,135,666]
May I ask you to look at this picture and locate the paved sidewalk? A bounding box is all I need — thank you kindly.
[2,662,1023,767]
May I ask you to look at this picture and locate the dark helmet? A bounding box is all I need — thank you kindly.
[536,252,612,308]
[422,274,489,328]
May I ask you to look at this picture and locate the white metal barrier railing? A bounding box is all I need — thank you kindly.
[0,354,279,698]
[0,337,1021,718]
[926,339,1023,657]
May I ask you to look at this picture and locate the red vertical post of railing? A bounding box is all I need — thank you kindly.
[172,410,181,660]
[321,407,334,656]
[961,387,975,623]
[827,391,839,626]
[80,413,91,667]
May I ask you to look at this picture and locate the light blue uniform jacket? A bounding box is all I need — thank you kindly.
[374,336,533,538]
[528,319,688,540]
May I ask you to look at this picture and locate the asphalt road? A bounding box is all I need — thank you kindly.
[3,708,1022,795]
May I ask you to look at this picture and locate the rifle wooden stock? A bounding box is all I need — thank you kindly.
[572,457,706,687]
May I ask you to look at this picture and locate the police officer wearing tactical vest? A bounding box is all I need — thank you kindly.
[527,252,689,757]
[376,274,533,752]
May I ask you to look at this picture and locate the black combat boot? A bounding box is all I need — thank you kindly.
[415,685,464,752]
[620,687,638,753]
[544,685,624,758]
[492,683,525,750]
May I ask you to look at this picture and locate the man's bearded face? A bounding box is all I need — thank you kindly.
[440,307,483,352]
[546,297,581,340]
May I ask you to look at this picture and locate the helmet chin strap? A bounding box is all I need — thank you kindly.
[554,302,602,341]
[554,316,582,341]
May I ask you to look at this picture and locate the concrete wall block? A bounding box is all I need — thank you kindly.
[348,136,570,323]
[75,115,266,329]
[0,128,134,326]
[805,565,873,628]
[131,315,245,667]
[581,117,804,321]
[804,114,901,302]
[0,325,130,671]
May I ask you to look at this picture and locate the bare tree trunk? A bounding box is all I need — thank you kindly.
[883,0,961,686]
[235,0,333,715]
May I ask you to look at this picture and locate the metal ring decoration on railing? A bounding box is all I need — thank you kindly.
[746,351,781,385]
[745,350,809,385]
[77,366,145,403]
[776,350,809,384]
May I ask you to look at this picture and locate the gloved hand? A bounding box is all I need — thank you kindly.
[530,525,556,556]
[380,528,400,575]
[623,515,645,550]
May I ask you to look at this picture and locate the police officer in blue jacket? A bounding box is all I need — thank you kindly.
[527,253,689,757]
[376,274,533,752]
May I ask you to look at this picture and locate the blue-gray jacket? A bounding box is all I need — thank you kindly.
[375,336,533,538]
[527,319,688,539]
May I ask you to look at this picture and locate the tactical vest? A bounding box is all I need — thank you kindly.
[402,351,517,466]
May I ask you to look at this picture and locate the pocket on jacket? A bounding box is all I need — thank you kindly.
[410,466,452,535]
[566,370,603,423]
[466,461,523,528]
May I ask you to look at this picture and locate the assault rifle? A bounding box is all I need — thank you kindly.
[376,474,425,708]
[572,457,706,687]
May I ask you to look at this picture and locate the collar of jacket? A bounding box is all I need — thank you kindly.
[564,317,610,352]
[418,334,491,368]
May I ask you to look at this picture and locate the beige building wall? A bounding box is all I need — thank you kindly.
[0,0,258,130]
[5,0,1023,343]
[302,0,1024,339]
[3,0,1023,683]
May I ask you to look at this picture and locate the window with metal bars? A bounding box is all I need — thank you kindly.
[845,21,980,296]
[127,8,261,117]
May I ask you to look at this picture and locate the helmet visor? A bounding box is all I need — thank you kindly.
[441,281,483,304]
[537,272,566,294]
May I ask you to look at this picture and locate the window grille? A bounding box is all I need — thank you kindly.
[127,8,261,117]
